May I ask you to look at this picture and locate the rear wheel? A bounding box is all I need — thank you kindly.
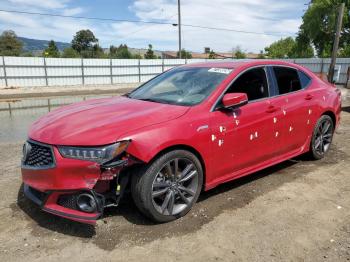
[131,150,203,223]
[309,115,334,160]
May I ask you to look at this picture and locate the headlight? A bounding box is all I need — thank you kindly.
[58,141,130,163]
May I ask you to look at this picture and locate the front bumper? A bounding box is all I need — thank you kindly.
[23,184,103,224]
[21,141,128,224]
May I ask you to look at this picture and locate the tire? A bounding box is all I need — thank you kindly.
[131,150,203,223]
[309,115,334,160]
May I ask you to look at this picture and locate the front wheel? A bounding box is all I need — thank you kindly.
[309,115,334,160]
[131,150,203,223]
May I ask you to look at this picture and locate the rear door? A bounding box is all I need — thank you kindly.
[269,66,315,155]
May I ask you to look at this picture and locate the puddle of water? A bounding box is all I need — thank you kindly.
[0,95,112,143]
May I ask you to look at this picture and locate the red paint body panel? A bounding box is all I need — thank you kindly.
[29,96,189,146]
[21,60,341,223]
[22,147,101,191]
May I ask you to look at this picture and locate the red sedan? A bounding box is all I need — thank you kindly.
[21,60,341,224]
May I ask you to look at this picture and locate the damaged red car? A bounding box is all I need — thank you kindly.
[21,60,341,224]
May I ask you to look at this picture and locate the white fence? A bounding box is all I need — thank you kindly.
[0,57,349,88]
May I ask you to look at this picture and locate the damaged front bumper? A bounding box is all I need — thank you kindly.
[23,184,103,224]
[21,140,135,225]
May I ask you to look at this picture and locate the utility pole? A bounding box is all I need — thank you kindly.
[177,0,182,59]
[328,2,345,83]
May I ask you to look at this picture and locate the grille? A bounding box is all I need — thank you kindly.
[24,141,55,168]
[57,194,79,210]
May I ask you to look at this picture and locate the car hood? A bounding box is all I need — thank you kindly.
[29,96,189,146]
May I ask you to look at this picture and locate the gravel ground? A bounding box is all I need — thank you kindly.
[0,90,349,261]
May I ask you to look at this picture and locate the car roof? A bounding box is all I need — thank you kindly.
[184,59,301,70]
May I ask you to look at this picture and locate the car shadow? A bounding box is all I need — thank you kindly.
[342,106,350,113]
[16,158,300,237]
[197,159,297,203]
[105,158,299,226]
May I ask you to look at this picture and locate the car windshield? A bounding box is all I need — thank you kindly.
[128,67,233,106]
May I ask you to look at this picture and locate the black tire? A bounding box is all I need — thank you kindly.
[309,115,334,160]
[131,150,203,223]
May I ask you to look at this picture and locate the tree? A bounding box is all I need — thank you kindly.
[43,40,60,58]
[340,44,350,57]
[132,53,143,59]
[109,44,132,59]
[257,50,266,59]
[233,46,246,59]
[292,32,314,58]
[71,29,99,56]
[21,52,34,57]
[61,47,80,58]
[264,37,297,58]
[177,49,192,59]
[144,44,156,59]
[208,50,216,59]
[298,0,349,57]
[0,30,23,56]
[265,36,314,59]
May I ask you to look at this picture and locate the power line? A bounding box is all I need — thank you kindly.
[0,9,171,25]
[0,9,292,37]
[117,14,178,41]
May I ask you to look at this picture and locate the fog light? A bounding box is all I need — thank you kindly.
[76,193,97,213]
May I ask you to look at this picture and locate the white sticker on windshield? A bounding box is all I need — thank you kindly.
[208,68,233,74]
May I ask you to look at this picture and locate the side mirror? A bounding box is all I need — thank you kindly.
[221,93,248,109]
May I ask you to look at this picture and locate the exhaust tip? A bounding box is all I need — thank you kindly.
[76,193,97,213]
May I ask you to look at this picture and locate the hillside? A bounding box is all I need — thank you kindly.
[18,37,70,52]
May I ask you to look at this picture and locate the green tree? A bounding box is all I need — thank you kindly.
[340,44,350,57]
[292,32,314,58]
[257,50,266,59]
[132,53,143,59]
[43,40,60,58]
[298,0,349,57]
[109,44,132,59]
[61,47,80,58]
[265,36,314,59]
[21,51,34,57]
[177,49,192,59]
[144,44,156,59]
[233,46,246,59]
[71,29,99,57]
[265,37,298,58]
[208,50,216,59]
[0,30,23,56]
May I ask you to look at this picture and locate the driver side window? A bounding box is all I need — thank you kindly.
[226,67,269,101]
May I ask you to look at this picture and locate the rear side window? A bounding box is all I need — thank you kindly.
[273,67,301,95]
[298,70,311,88]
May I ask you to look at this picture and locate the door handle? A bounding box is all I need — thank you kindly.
[266,105,278,113]
[305,94,313,100]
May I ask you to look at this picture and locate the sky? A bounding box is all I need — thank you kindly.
[0,0,309,53]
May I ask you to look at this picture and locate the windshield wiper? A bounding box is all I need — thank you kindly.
[138,98,163,103]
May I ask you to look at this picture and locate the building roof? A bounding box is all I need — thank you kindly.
[162,51,260,59]
[182,59,306,71]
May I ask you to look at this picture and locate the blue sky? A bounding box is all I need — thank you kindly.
[0,0,309,53]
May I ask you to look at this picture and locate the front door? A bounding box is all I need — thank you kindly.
[209,67,281,181]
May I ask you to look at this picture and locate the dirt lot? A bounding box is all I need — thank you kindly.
[0,93,350,261]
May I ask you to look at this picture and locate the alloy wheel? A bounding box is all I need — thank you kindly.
[151,158,199,216]
[314,118,333,155]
